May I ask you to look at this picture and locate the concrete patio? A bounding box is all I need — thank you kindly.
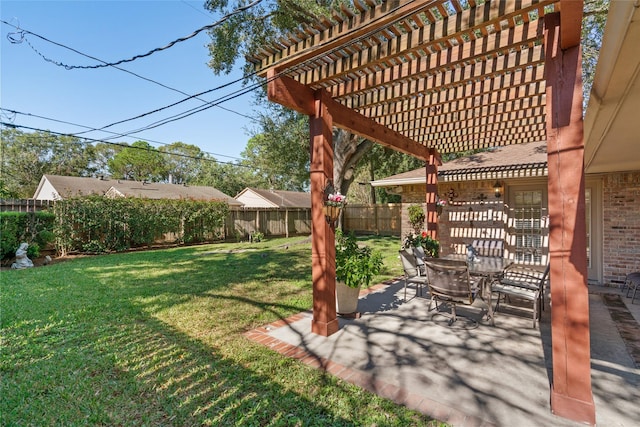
[246,281,640,426]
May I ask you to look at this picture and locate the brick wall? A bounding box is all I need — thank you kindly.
[602,171,640,285]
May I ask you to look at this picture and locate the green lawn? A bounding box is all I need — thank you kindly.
[1,235,444,426]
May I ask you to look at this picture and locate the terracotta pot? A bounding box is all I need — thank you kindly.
[335,280,361,315]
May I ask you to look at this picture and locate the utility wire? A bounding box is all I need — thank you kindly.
[2,0,262,70]
[84,73,254,136]
[4,0,417,143]
[0,108,243,161]
[1,122,251,169]
[180,0,216,20]
[0,20,258,129]
[87,0,422,140]
[100,75,267,141]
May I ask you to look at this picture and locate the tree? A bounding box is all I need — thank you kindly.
[194,158,256,197]
[582,0,609,108]
[206,0,366,196]
[92,142,123,178]
[242,105,310,191]
[159,142,205,184]
[0,128,96,197]
[351,145,426,204]
[107,140,166,181]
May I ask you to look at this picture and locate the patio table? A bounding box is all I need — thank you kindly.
[442,254,512,325]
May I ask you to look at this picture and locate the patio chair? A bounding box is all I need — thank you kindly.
[622,272,640,304]
[412,245,427,275]
[398,249,428,302]
[491,264,550,328]
[423,258,476,325]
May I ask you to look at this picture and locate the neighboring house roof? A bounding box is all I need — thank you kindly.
[371,141,548,187]
[33,175,242,205]
[234,187,311,208]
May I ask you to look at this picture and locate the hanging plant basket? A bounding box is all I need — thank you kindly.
[323,204,342,224]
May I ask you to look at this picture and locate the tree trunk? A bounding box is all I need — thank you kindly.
[332,129,373,229]
[332,129,373,196]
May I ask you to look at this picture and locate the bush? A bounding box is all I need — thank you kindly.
[407,204,425,233]
[0,211,55,259]
[54,197,229,255]
[250,231,265,242]
[26,243,40,259]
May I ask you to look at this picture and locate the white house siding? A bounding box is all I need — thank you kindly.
[34,179,61,201]
[235,191,276,208]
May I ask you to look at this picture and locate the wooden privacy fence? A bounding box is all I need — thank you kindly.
[226,208,312,239]
[0,199,54,212]
[342,203,402,236]
[1,199,402,240]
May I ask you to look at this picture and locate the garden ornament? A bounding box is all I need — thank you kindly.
[11,242,34,269]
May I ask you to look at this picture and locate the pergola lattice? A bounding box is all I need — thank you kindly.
[250,1,592,423]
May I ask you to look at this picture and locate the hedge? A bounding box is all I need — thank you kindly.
[0,211,56,259]
[53,197,229,255]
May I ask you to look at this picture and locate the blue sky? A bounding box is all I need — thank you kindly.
[1,0,262,162]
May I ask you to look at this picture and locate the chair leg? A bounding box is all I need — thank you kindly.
[450,304,457,325]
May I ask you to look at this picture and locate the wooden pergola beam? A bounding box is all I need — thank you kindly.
[267,69,435,161]
[285,0,552,86]
[559,0,584,49]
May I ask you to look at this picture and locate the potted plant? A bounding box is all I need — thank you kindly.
[402,230,440,257]
[335,230,383,315]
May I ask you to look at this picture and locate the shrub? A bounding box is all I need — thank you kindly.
[250,231,265,242]
[0,211,55,259]
[407,204,425,233]
[54,196,229,255]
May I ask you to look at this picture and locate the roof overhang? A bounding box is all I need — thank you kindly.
[584,0,640,174]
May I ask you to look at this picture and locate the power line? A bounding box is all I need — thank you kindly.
[90,0,423,140]
[180,0,216,20]
[0,20,258,128]
[1,121,252,169]
[0,108,244,162]
[2,0,262,70]
[83,74,254,136]
[100,77,267,141]
[4,0,417,144]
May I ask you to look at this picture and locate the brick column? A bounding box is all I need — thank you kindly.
[310,90,339,337]
[544,13,595,425]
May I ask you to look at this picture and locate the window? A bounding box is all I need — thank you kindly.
[510,188,546,264]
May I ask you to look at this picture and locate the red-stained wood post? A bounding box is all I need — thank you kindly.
[544,13,595,425]
[310,90,339,337]
[425,153,439,240]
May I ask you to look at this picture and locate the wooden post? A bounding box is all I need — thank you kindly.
[310,90,339,337]
[544,13,595,425]
[425,153,439,240]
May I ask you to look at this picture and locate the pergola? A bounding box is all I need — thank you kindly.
[250,0,592,424]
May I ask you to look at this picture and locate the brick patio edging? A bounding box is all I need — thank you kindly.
[243,278,498,427]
